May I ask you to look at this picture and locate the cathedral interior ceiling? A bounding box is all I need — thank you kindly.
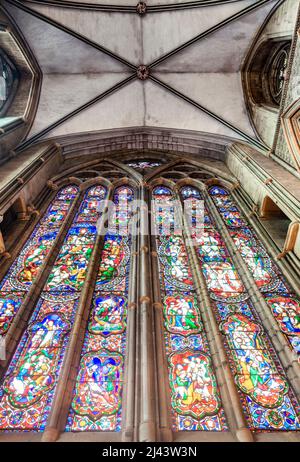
[2,0,280,152]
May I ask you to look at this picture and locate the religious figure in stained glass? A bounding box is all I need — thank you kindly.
[221,313,288,407]
[3,313,70,408]
[66,185,134,432]
[0,185,107,431]
[208,185,300,356]
[71,351,123,421]
[169,351,221,420]
[89,295,127,337]
[164,296,202,336]
[181,185,300,431]
[152,185,227,432]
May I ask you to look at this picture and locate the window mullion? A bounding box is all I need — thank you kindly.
[122,223,138,442]
[138,185,157,442]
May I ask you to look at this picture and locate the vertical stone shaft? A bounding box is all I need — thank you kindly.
[150,219,173,441]
[122,229,138,442]
[176,188,253,442]
[138,185,156,442]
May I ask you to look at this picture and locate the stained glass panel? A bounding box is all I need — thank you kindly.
[66,186,134,432]
[0,185,107,431]
[181,185,300,431]
[208,186,300,356]
[152,186,227,432]
[0,186,78,337]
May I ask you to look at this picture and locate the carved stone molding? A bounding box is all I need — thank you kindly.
[281,97,300,172]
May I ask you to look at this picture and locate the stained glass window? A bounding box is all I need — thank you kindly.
[0,185,107,431]
[208,186,300,356]
[181,185,300,431]
[152,186,227,431]
[0,186,79,338]
[66,185,134,432]
[0,168,299,438]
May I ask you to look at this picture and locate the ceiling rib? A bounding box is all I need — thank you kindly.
[5,0,138,70]
[148,0,271,68]
[149,75,268,151]
[22,0,244,13]
[16,75,136,152]
[5,0,273,152]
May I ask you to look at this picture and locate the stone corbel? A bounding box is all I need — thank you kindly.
[47,180,58,191]
[27,204,40,218]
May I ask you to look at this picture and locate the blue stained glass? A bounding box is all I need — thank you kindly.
[0,185,107,431]
[153,186,227,432]
[66,186,133,432]
[180,184,300,431]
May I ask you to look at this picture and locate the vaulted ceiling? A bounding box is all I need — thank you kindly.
[3,0,281,150]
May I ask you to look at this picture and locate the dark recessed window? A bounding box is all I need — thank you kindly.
[268,42,290,105]
[0,50,18,114]
[247,40,291,109]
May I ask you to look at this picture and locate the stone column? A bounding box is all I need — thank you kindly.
[122,230,138,442]
[204,188,300,397]
[138,185,156,442]
[41,187,113,442]
[176,189,253,442]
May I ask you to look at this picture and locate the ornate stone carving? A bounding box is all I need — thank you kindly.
[137,65,150,80]
[136,2,147,15]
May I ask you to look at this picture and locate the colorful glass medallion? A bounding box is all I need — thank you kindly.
[89,295,127,337]
[169,350,221,420]
[164,296,202,336]
[3,313,70,408]
[71,350,123,421]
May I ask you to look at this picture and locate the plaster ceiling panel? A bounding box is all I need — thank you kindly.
[142,0,254,64]
[154,72,255,136]
[44,80,145,138]
[25,4,142,65]
[28,73,131,136]
[155,0,278,72]
[5,3,129,72]
[144,80,239,138]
